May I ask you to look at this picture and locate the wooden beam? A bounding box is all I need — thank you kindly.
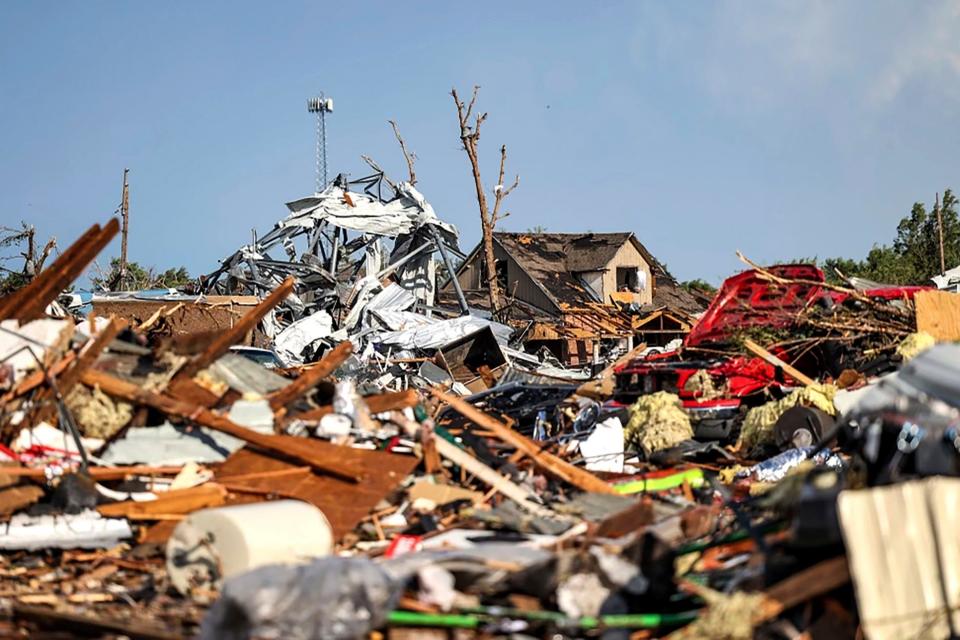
[755,556,849,623]
[743,339,817,387]
[268,341,354,412]
[0,222,104,320]
[432,435,558,519]
[429,388,617,495]
[81,368,361,482]
[170,276,295,384]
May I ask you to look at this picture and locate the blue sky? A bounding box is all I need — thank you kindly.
[2,1,959,286]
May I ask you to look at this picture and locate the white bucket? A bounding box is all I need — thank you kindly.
[166,499,333,595]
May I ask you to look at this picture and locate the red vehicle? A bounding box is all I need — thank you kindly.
[613,265,928,439]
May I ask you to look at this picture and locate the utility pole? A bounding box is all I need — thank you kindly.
[119,169,130,289]
[936,191,946,276]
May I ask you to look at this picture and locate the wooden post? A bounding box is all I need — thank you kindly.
[936,192,946,276]
[119,169,130,289]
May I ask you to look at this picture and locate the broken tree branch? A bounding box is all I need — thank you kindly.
[388,120,417,185]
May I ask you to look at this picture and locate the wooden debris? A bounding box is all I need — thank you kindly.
[430,388,617,495]
[81,368,362,482]
[268,340,354,412]
[914,290,960,341]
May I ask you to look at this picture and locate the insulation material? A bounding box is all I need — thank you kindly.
[895,331,936,361]
[679,587,765,640]
[838,478,960,640]
[683,369,725,401]
[738,385,837,454]
[65,385,134,440]
[623,392,694,456]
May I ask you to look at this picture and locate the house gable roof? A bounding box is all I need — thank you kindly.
[445,231,707,315]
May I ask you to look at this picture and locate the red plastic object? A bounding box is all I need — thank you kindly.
[384,534,423,558]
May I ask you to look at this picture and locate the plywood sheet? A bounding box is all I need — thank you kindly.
[216,437,418,539]
[915,290,960,341]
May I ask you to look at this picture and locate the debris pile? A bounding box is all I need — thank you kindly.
[2,179,960,640]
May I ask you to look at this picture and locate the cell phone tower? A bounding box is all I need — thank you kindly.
[307,93,334,193]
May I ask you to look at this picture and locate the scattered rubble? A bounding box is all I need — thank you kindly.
[0,173,958,640]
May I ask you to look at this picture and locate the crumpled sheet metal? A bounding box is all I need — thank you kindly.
[374,313,513,350]
[283,182,457,239]
[274,311,333,364]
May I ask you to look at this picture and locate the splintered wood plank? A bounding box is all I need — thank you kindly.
[429,388,617,495]
[22,219,120,321]
[32,316,127,425]
[81,368,361,482]
[915,290,960,341]
[170,276,295,384]
[216,441,419,539]
[268,341,354,412]
[97,483,227,519]
[0,223,102,320]
[743,339,817,387]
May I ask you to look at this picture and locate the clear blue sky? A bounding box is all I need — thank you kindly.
[2,1,959,286]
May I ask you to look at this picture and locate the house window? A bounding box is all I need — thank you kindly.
[616,267,646,293]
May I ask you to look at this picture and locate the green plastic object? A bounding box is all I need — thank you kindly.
[612,467,705,494]
[386,607,699,630]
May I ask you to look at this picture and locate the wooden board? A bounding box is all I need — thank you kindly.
[215,439,419,539]
[915,290,960,341]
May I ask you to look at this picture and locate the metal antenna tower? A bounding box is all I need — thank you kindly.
[307,93,334,193]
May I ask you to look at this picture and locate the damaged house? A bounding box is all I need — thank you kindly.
[441,232,704,365]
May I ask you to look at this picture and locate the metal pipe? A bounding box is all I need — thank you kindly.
[429,226,469,316]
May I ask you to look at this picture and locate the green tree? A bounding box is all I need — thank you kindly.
[681,278,717,296]
[818,190,960,285]
[92,258,192,291]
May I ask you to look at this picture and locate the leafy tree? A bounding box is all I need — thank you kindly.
[818,190,960,285]
[92,258,193,291]
[681,278,717,296]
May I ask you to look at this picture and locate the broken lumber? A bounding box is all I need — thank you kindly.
[170,276,295,385]
[81,368,361,482]
[268,341,354,411]
[13,604,181,640]
[5,220,120,322]
[97,483,227,519]
[0,223,102,321]
[754,556,850,623]
[743,339,817,387]
[429,388,617,495]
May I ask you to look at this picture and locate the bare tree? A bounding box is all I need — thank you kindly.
[388,120,417,185]
[451,86,519,313]
[0,222,57,286]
